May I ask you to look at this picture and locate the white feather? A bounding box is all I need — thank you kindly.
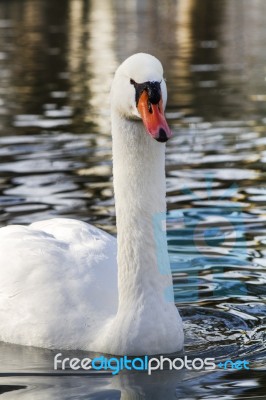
[0,53,184,355]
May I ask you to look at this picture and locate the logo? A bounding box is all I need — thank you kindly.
[175,174,246,258]
[217,359,250,370]
[155,174,248,301]
[54,354,250,375]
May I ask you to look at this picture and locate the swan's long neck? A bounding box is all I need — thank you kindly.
[112,112,174,312]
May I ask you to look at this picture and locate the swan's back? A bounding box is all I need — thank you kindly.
[0,218,118,349]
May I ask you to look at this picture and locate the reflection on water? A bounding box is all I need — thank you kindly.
[0,0,265,399]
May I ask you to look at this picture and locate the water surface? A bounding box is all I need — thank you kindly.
[0,0,265,399]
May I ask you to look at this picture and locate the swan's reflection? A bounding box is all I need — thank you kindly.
[0,342,188,399]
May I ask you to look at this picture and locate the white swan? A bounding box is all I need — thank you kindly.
[0,53,184,356]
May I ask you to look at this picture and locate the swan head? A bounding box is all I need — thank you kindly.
[111,53,172,143]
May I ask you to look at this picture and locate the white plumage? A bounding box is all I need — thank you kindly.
[0,53,184,355]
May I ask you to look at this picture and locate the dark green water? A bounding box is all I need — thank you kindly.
[0,0,265,398]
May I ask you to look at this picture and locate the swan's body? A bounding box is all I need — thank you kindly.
[0,53,184,355]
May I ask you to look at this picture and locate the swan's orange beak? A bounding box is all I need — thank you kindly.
[137,91,172,142]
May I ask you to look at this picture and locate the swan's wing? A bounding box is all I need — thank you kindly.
[0,218,118,349]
